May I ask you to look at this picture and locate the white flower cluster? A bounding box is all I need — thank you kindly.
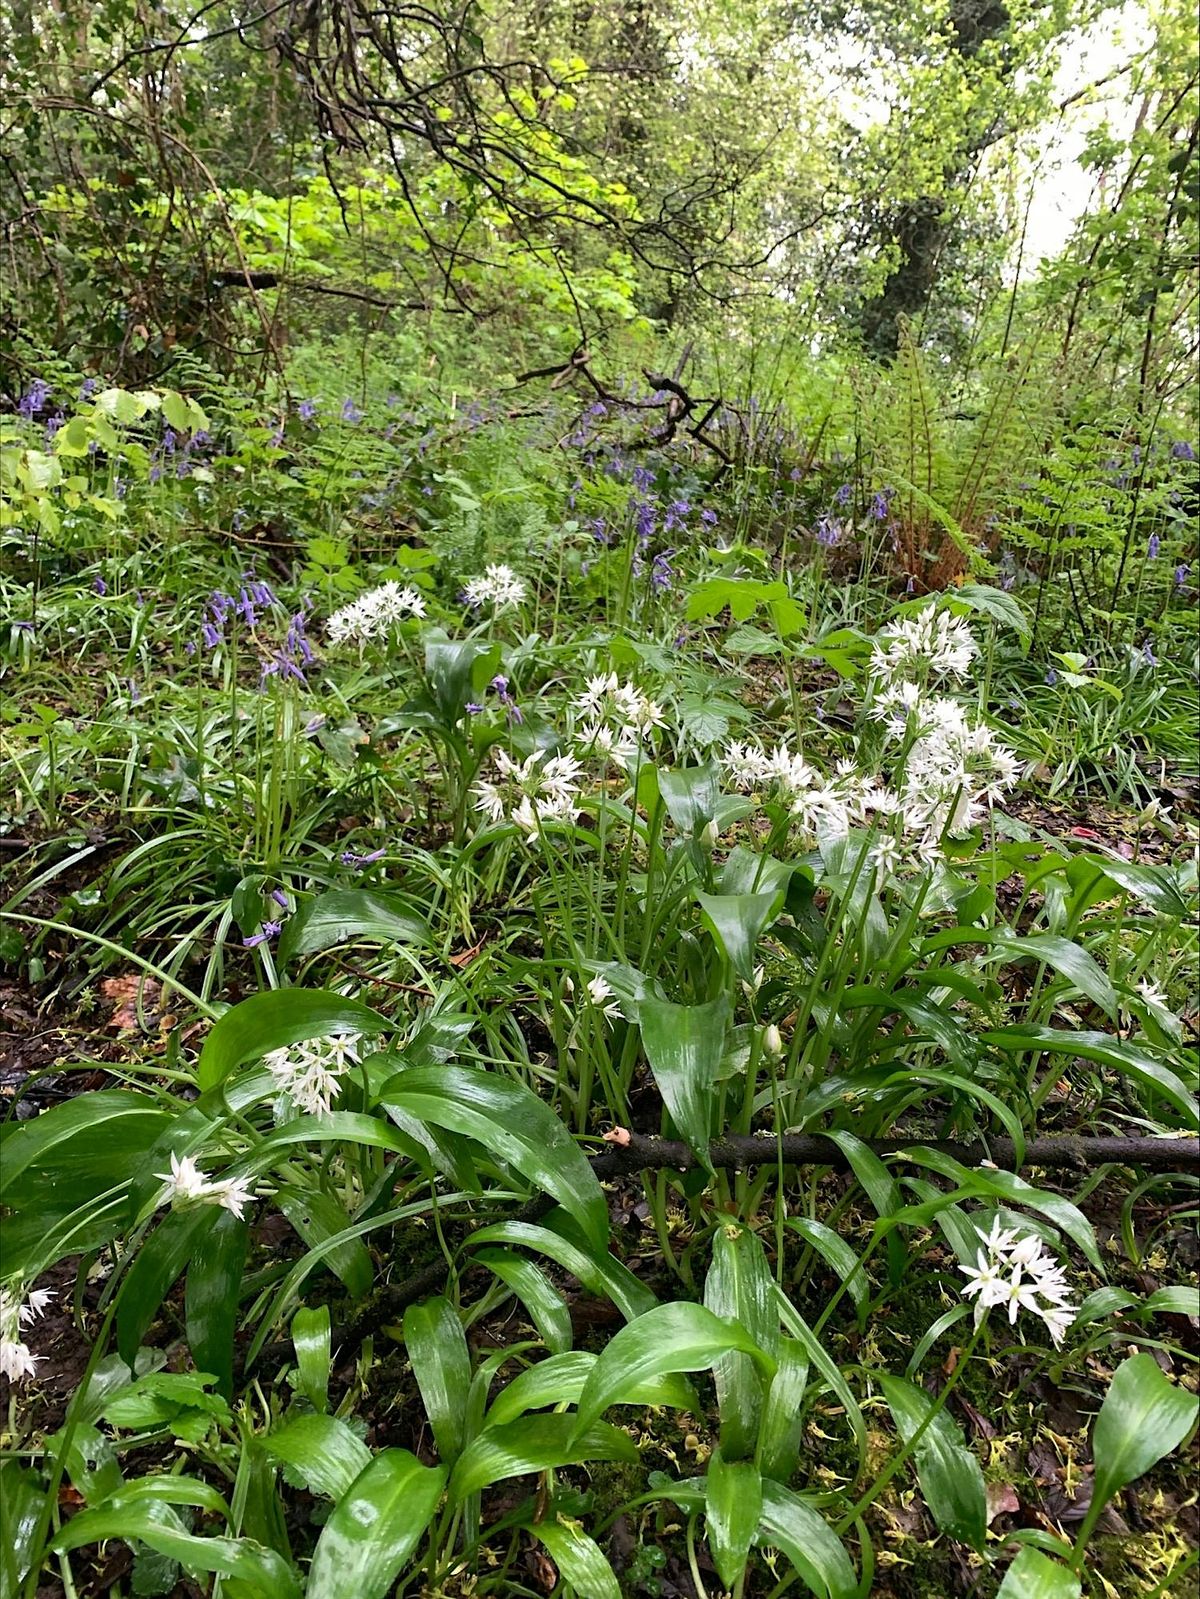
[0,1283,53,1383]
[960,1219,1074,1347]
[263,1033,362,1117]
[325,581,426,646]
[573,674,666,764]
[585,973,622,1021]
[870,609,977,684]
[721,743,873,838]
[462,564,527,611]
[723,608,1018,861]
[473,749,584,834]
[155,1152,255,1220]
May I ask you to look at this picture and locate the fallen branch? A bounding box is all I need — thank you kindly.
[591,1129,1200,1179]
[307,1128,1197,1364]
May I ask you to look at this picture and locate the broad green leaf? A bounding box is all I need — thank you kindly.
[291,1305,331,1413]
[980,1025,1198,1124]
[403,1296,472,1463]
[774,1289,867,1479]
[924,929,1117,1018]
[573,1303,771,1438]
[0,1462,43,1596]
[787,1218,869,1321]
[449,1415,637,1503]
[197,990,391,1092]
[696,889,784,983]
[1084,1354,1198,1546]
[475,1249,573,1354]
[706,1449,762,1589]
[466,1214,656,1322]
[381,1066,607,1252]
[825,1129,906,1284]
[0,1090,170,1200]
[118,1206,219,1372]
[950,583,1031,640]
[996,1547,1082,1598]
[531,1517,622,1599]
[756,1339,810,1482]
[277,890,428,966]
[704,1223,778,1459]
[757,1481,858,1599]
[879,1374,986,1550]
[1072,855,1191,920]
[50,1502,298,1598]
[275,1185,374,1299]
[488,1352,700,1428]
[263,1414,372,1500]
[184,1210,248,1399]
[657,762,722,833]
[638,995,729,1174]
[307,1450,445,1599]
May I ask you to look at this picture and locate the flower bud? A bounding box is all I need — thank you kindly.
[762,1024,784,1059]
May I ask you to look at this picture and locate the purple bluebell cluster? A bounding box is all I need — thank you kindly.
[243,920,283,950]
[1147,533,1161,559]
[1171,439,1196,461]
[341,398,364,424]
[814,514,842,549]
[17,379,51,421]
[489,674,523,725]
[148,420,213,483]
[198,573,316,688]
[340,846,387,869]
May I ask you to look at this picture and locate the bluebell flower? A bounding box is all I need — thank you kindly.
[341,398,364,424]
[201,621,223,650]
[815,514,842,548]
[1045,667,1058,686]
[92,576,106,595]
[871,490,890,520]
[1147,533,1161,559]
[1175,563,1191,587]
[834,482,852,508]
[17,379,50,420]
[243,920,283,949]
[1170,439,1195,460]
[651,549,675,592]
[700,508,718,528]
[1141,639,1158,666]
[341,847,386,869]
[79,377,97,401]
[44,414,64,444]
[663,498,691,534]
[270,888,290,910]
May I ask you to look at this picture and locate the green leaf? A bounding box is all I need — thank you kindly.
[638,995,729,1174]
[787,1218,869,1321]
[275,1185,374,1299]
[185,1210,248,1399]
[449,1415,637,1503]
[380,1066,608,1252]
[466,1214,656,1322]
[51,1502,298,1598]
[277,890,428,966]
[950,584,1031,640]
[696,889,785,983]
[118,1207,219,1373]
[925,930,1117,1019]
[306,1450,445,1599]
[657,762,721,834]
[1073,855,1191,920]
[403,1296,472,1463]
[704,1223,778,1459]
[264,1414,372,1500]
[0,1461,43,1596]
[980,1025,1198,1124]
[291,1305,331,1413]
[0,1090,170,1201]
[487,1352,699,1428]
[573,1303,771,1438]
[475,1249,573,1354]
[706,1448,762,1589]
[756,1481,858,1599]
[197,990,391,1092]
[1085,1354,1198,1545]
[531,1517,622,1599]
[756,1339,810,1483]
[995,1547,1082,1598]
[879,1374,987,1549]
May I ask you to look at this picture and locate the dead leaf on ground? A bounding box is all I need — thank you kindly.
[100,974,162,1030]
[986,1482,1020,1524]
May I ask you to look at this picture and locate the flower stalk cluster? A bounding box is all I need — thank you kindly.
[960,1219,1075,1346]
